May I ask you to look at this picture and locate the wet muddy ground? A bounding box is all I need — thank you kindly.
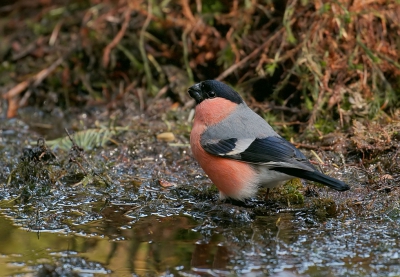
[0,107,399,277]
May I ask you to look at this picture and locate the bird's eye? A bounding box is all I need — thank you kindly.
[207,91,216,98]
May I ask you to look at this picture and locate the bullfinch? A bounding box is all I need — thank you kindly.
[188,80,350,201]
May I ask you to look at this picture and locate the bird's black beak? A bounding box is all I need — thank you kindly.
[188,83,203,104]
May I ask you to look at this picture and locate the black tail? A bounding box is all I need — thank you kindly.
[272,167,350,191]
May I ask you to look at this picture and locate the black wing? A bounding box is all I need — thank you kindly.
[202,136,316,171]
[202,136,350,191]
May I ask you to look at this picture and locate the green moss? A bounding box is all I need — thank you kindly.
[202,0,228,13]
[314,118,336,135]
[276,179,304,206]
[217,45,236,70]
[312,198,338,220]
[262,113,278,126]
[204,184,220,198]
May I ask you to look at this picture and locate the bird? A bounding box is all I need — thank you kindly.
[188,80,350,201]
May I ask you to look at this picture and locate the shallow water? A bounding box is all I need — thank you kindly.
[1,208,399,276]
[1,116,399,276]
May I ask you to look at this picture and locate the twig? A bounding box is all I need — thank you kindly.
[182,27,194,84]
[307,87,325,128]
[116,43,143,69]
[310,149,324,165]
[180,0,196,23]
[3,56,65,117]
[3,57,64,100]
[139,0,154,93]
[226,27,240,63]
[80,74,98,99]
[272,121,305,126]
[137,88,145,111]
[102,10,131,68]
[3,81,29,101]
[12,36,45,61]
[6,97,19,118]
[216,27,286,81]
[49,19,64,46]
[18,89,33,107]
[292,142,333,151]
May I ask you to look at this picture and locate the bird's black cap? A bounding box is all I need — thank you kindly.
[188,80,244,105]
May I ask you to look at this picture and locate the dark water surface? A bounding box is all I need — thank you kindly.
[1,117,400,276]
[1,208,399,276]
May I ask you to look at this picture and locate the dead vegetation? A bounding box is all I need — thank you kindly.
[0,0,398,126]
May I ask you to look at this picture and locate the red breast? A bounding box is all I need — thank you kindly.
[190,98,259,200]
